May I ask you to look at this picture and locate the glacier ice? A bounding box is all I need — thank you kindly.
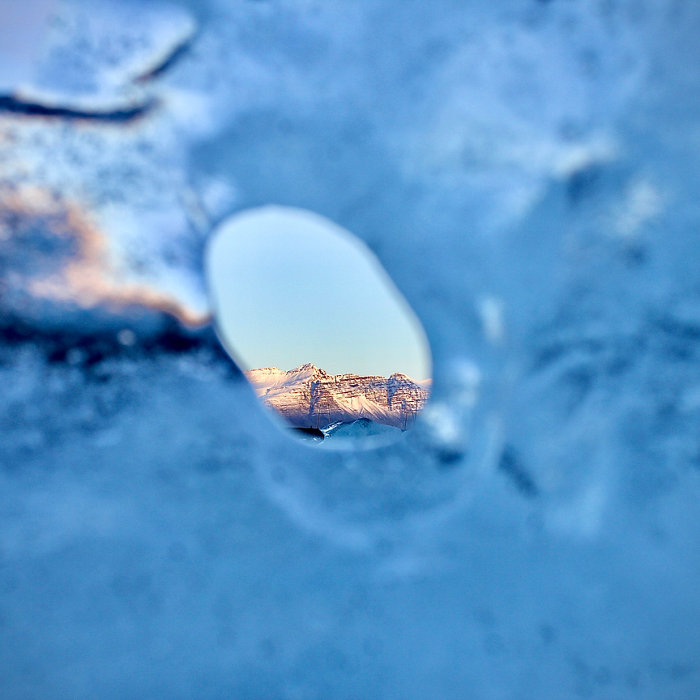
[0,0,699,698]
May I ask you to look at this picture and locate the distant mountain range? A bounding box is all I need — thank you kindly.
[245,363,430,430]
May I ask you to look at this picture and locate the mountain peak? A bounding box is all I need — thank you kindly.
[290,362,318,372]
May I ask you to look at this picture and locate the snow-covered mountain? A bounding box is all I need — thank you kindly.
[246,363,430,430]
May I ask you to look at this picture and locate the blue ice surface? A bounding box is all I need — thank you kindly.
[0,0,699,698]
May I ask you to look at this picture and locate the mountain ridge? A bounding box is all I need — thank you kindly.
[245,363,430,430]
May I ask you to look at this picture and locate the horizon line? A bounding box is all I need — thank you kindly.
[244,363,432,383]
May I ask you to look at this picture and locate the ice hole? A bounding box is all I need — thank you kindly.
[206,206,432,447]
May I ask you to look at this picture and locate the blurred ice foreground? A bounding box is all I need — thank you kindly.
[0,0,699,698]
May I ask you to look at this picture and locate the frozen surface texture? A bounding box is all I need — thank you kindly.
[0,0,699,698]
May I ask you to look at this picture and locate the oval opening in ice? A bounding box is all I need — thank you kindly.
[206,206,432,447]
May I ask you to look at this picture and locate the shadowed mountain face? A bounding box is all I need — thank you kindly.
[245,363,430,430]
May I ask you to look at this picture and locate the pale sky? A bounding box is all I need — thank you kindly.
[207,207,431,380]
